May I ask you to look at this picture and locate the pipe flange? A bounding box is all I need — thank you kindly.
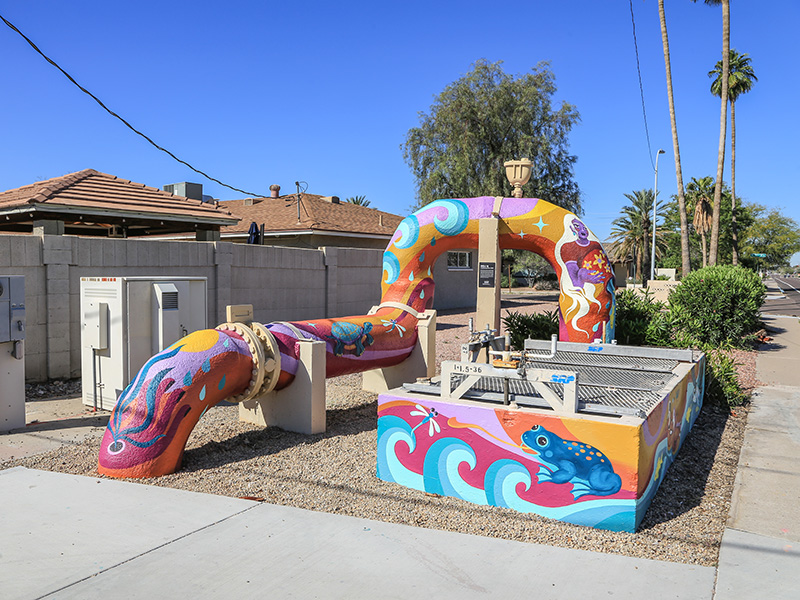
[250,322,282,395]
[215,322,266,403]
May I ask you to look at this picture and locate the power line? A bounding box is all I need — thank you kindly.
[629,0,656,171]
[0,12,266,198]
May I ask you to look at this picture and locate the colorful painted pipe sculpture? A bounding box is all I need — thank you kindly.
[98,196,615,478]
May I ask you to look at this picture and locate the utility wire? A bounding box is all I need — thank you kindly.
[628,0,655,171]
[0,12,266,198]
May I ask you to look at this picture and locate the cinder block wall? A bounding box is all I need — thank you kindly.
[1,234,387,382]
[230,244,328,324]
[323,247,384,317]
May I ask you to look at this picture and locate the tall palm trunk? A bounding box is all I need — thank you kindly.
[641,233,649,285]
[730,99,738,265]
[700,230,708,268]
[636,246,644,287]
[658,0,691,277]
[708,0,730,265]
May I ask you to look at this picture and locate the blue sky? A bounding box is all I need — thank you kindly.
[1,1,797,260]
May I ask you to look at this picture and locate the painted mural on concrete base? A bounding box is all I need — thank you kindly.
[376,358,704,532]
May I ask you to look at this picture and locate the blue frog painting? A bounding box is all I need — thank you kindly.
[521,424,622,498]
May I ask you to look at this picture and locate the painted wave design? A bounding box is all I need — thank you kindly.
[424,199,470,236]
[382,251,401,285]
[393,215,420,249]
[377,417,635,530]
[376,415,423,490]
[424,438,487,505]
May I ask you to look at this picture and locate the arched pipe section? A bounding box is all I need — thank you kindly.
[98,197,615,478]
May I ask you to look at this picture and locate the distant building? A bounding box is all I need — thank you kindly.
[219,186,403,250]
[0,170,238,240]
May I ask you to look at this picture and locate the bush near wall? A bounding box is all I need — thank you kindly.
[613,265,766,408]
[503,310,559,350]
[668,265,765,348]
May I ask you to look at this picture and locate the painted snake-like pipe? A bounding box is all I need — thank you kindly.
[97,197,615,478]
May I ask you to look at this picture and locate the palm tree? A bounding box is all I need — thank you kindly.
[345,195,371,207]
[610,190,664,286]
[658,0,692,277]
[694,0,730,266]
[686,177,715,268]
[710,50,757,266]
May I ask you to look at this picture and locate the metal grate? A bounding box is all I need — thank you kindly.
[523,359,675,392]
[526,350,679,373]
[413,346,685,418]
[161,291,179,310]
[445,373,662,414]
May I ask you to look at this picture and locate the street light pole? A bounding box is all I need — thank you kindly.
[650,149,666,283]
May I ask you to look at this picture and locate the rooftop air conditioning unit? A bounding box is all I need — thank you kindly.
[80,276,207,410]
[163,182,203,201]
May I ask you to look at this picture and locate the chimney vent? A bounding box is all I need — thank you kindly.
[244,198,254,206]
[269,184,281,198]
[321,196,340,204]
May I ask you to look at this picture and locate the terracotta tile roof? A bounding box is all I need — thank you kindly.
[0,169,238,226]
[220,194,403,237]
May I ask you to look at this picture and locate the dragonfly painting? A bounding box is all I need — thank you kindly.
[409,404,440,437]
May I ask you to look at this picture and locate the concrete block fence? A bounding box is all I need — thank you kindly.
[1,234,386,382]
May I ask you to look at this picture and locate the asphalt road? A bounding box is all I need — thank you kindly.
[762,275,800,316]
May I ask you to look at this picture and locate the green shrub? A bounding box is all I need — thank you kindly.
[614,289,666,346]
[704,349,747,407]
[668,265,765,348]
[502,309,559,350]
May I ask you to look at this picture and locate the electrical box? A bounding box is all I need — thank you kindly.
[80,276,207,410]
[0,276,26,343]
[0,275,25,432]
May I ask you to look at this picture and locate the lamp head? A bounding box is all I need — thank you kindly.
[503,158,533,198]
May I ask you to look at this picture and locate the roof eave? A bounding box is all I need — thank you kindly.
[0,203,239,226]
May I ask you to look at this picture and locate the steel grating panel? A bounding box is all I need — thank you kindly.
[526,350,679,373]
[447,374,663,414]
[401,346,695,417]
[522,360,675,392]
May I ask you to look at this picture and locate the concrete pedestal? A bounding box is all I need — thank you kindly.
[239,338,326,434]
[476,217,501,334]
[363,310,437,393]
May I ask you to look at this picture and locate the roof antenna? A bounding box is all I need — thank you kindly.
[294,181,307,224]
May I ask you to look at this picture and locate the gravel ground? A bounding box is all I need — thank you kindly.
[4,291,755,567]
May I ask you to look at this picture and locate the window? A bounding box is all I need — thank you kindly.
[447,251,472,270]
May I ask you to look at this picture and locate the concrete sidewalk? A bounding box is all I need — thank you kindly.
[0,467,715,600]
[713,304,800,598]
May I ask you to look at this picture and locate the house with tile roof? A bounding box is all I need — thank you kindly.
[218,187,403,249]
[0,169,238,239]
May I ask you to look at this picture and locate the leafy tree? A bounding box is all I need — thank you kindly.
[739,207,800,269]
[693,0,731,266]
[658,0,692,277]
[710,50,757,266]
[345,195,371,207]
[403,60,581,213]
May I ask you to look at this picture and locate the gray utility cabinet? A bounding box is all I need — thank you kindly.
[0,276,25,431]
[80,276,207,411]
